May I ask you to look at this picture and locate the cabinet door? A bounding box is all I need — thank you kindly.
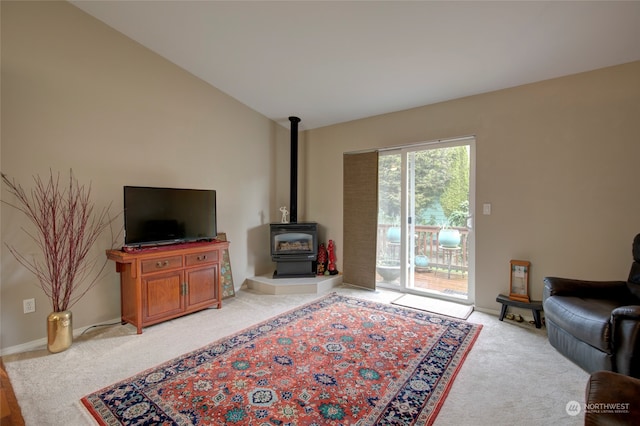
[185,265,219,310]
[142,271,185,322]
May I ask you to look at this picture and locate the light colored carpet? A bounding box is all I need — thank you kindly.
[392,293,474,319]
[2,285,588,425]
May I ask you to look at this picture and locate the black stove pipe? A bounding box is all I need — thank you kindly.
[289,116,301,223]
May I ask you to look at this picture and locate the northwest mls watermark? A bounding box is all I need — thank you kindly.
[566,400,631,416]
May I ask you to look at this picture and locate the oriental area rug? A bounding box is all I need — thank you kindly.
[82,293,481,425]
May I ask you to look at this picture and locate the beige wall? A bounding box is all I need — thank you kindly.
[2,0,639,351]
[305,60,640,311]
[0,1,291,350]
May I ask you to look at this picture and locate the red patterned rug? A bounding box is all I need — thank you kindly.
[82,293,481,425]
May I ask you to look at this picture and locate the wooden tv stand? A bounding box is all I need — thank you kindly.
[106,240,229,334]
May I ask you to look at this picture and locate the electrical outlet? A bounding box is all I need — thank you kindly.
[23,298,36,314]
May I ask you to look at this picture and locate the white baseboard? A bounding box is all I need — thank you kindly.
[474,306,501,317]
[0,317,122,356]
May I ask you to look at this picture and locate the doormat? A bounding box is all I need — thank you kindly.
[82,293,481,425]
[392,293,474,320]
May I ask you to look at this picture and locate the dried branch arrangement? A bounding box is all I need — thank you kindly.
[1,170,118,312]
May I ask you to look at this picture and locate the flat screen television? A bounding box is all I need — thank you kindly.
[124,186,217,247]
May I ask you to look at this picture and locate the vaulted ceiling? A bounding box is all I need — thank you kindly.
[71,1,640,130]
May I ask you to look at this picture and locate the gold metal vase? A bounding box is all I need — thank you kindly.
[47,310,73,353]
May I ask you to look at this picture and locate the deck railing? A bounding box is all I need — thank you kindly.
[377,224,469,274]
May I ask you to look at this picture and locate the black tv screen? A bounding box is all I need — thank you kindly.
[124,186,217,247]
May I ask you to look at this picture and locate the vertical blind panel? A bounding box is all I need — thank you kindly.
[343,151,378,290]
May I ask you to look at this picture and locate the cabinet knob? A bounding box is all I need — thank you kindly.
[197,255,207,261]
[156,260,169,268]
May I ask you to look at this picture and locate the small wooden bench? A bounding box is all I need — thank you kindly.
[496,294,544,328]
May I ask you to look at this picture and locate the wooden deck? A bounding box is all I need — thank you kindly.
[414,269,468,296]
[377,224,470,298]
[376,268,468,298]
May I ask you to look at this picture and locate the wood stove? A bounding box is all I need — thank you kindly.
[270,222,318,278]
[271,116,319,278]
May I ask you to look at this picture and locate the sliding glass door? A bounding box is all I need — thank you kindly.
[376,137,475,302]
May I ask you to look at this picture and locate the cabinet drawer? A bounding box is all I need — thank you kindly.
[141,256,183,274]
[185,250,218,266]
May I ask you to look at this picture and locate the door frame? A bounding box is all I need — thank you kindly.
[380,136,476,304]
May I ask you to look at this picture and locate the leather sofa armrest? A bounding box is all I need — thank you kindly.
[612,305,640,320]
[543,277,628,299]
[611,306,640,378]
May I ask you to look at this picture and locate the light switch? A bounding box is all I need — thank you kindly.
[483,203,491,215]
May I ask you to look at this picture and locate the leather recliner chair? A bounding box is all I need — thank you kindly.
[543,234,640,378]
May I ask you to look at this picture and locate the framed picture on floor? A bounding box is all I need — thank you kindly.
[509,260,530,302]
